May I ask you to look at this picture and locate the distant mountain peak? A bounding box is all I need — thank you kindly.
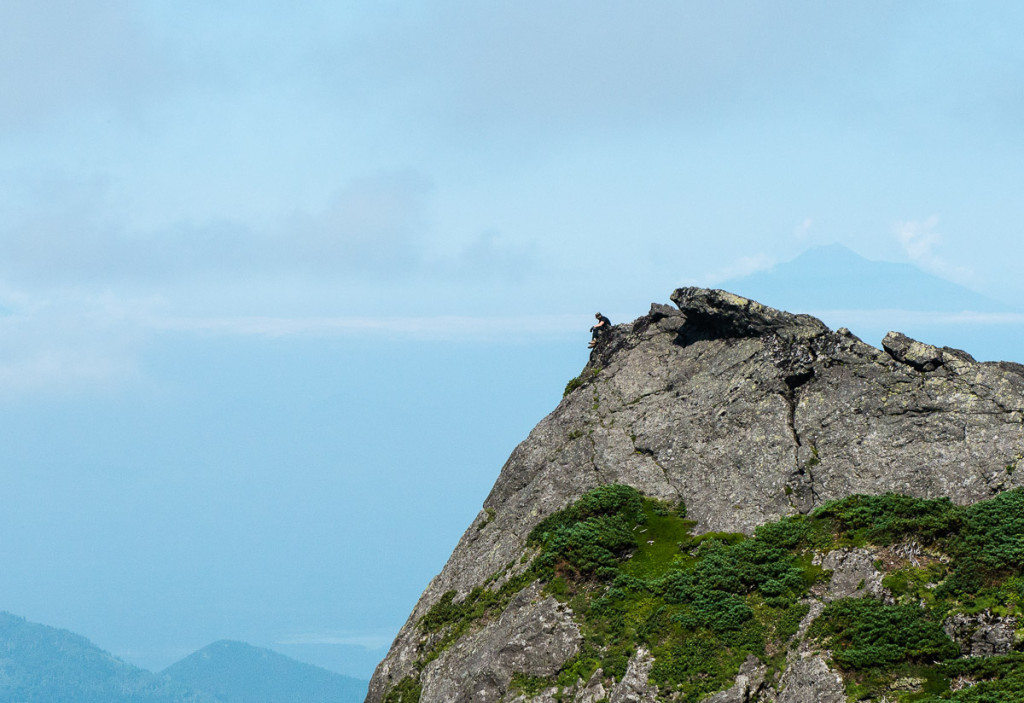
[163,639,367,703]
[0,612,219,702]
[727,244,1010,313]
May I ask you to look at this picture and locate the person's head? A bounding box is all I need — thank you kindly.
[595,312,602,319]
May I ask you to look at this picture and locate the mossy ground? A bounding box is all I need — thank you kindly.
[385,486,1024,703]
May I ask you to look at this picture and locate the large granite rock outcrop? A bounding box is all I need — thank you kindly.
[367,288,1024,703]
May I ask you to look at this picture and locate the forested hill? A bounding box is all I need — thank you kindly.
[162,639,367,703]
[0,612,216,703]
[0,613,368,703]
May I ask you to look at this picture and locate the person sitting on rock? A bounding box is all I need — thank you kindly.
[589,312,611,348]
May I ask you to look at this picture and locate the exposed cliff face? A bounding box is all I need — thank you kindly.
[367,289,1024,703]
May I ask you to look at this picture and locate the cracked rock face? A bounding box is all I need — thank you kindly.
[814,548,890,602]
[706,655,767,703]
[943,611,1018,658]
[773,656,846,703]
[608,648,658,703]
[366,289,1024,703]
[418,583,581,703]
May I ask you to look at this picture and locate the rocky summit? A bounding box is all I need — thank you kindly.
[367,288,1024,703]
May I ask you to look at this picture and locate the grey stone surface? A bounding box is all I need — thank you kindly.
[367,288,1024,703]
[882,331,977,373]
[706,655,767,703]
[417,583,581,703]
[943,611,1018,657]
[815,548,889,602]
[574,671,610,703]
[608,648,658,703]
[774,656,846,703]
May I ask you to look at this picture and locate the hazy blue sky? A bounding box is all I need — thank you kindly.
[2,0,1023,679]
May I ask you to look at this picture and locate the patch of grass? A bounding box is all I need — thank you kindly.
[622,504,697,579]
[772,601,811,644]
[563,366,601,398]
[476,507,496,531]
[882,563,947,608]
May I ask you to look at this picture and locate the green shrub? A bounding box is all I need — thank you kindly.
[953,489,1024,573]
[530,484,645,541]
[926,653,1024,703]
[563,375,585,396]
[525,486,822,700]
[773,602,810,643]
[809,597,958,669]
[812,493,961,546]
[508,672,555,696]
[383,676,421,703]
[529,485,646,578]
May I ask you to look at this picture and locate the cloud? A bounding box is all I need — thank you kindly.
[895,215,941,260]
[0,288,148,396]
[276,629,396,650]
[893,216,974,283]
[795,218,814,240]
[0,171,433,286]
[0,278,585,393]
[311,1,897,144]
[0,0,159,130]
[696,254,777,286]
[430,230,538,282]
[152,313,581,342]
[282,172,432,276]
[810,308,1024,327]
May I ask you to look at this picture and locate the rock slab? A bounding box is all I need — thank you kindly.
[366,288,1024,703]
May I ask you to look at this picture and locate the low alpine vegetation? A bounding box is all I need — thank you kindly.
[387,486,1024,703]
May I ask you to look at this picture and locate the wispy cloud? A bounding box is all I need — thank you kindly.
[0,284,588,393]
[0,171,433,286]
[152,313,583,341]
[437,230,538,282]
[0,0,159,130]
[794,217,814,240]
[893,216,974,284]
[697,254,777,286]
[0,289,147,395]
[810,308,1024,327]
[276,629,396,650]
